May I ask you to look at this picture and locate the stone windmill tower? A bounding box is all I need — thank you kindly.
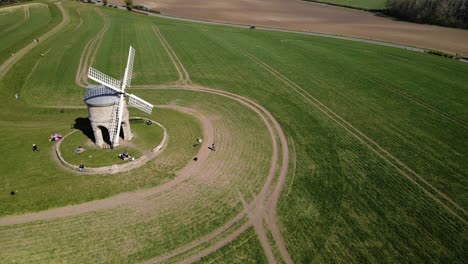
[83,46,153,148]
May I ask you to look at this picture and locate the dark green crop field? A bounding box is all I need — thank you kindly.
[0,1,466,263]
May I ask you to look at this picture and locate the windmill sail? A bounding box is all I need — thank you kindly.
[128,94,153,114]
[86,46,153,148]
[108,100,121,146]
[88,67,121,91]
[123,46,135,88]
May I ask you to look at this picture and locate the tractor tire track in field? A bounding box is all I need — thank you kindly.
[0,2,69,80]
[3,5,29,33]
[72,8,83,32]
[152,25,191,85]
[139,85,292,264]
[3,14,294,262]
[148,28,293,263]
[0,85,292,264]
[75,7,109,88]
[289,43,468,130]
[147,29,293,263]
[219,39,467,225]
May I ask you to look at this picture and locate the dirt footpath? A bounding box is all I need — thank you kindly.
[112,0,468,56]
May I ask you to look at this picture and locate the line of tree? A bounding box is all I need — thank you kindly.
[385,0,468,29]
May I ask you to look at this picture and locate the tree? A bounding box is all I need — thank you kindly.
[385,0,468,29]
[124,0,133,10]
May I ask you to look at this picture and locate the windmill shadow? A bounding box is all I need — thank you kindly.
[73,117,96,143]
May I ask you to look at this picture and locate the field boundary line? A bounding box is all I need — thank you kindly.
[0,1,69,80]
[218,39,467,224]
[138,9,438,56]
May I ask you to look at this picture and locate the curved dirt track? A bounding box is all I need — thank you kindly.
[0,1,69,80]
[2,5,29,33]
[0,86,292,263]
[1,5,294,262]
[0,105,213,226]
[143,27,293,263]
[75,7,109,87]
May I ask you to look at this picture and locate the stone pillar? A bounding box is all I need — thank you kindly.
[122,122,134,141]
[93,125,104,148]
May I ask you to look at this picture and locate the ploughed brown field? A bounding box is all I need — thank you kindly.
[111,0,468,56]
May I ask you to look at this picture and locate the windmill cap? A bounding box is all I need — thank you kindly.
[83,85,119,106]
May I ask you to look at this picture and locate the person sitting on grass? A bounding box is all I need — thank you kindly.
[75,146,85,153]
[50,133,62,142]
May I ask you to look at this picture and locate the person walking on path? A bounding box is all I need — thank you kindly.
[79,163,85,172]
[32,144,38,152]
[194,137,203,147]
[15,91,19,100]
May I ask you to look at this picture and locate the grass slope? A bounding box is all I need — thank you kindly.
[0,1,466,263]
[0,1,58,65]
[152,17,467,262]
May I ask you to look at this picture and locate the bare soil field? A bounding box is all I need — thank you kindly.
[110,0,468,56]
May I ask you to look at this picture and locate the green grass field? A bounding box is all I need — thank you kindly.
[305,0,386,10]
[0,0,466,263]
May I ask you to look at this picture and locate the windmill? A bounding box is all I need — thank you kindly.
[84,46,153,148]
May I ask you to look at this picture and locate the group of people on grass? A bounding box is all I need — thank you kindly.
[118,150,135,161]
[50,133,62,142]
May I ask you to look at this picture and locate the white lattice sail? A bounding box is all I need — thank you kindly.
[86,46,153,147]
[128,94,153,114]
[124,46,135,87]
[88,67,121,91]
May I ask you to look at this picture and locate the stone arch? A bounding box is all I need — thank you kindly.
[121,121,134,141]
[98,126,111,145]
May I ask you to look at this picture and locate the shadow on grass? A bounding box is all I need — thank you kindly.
[73,117,96,143]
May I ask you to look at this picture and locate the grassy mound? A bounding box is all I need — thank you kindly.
[59,118,164,168]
